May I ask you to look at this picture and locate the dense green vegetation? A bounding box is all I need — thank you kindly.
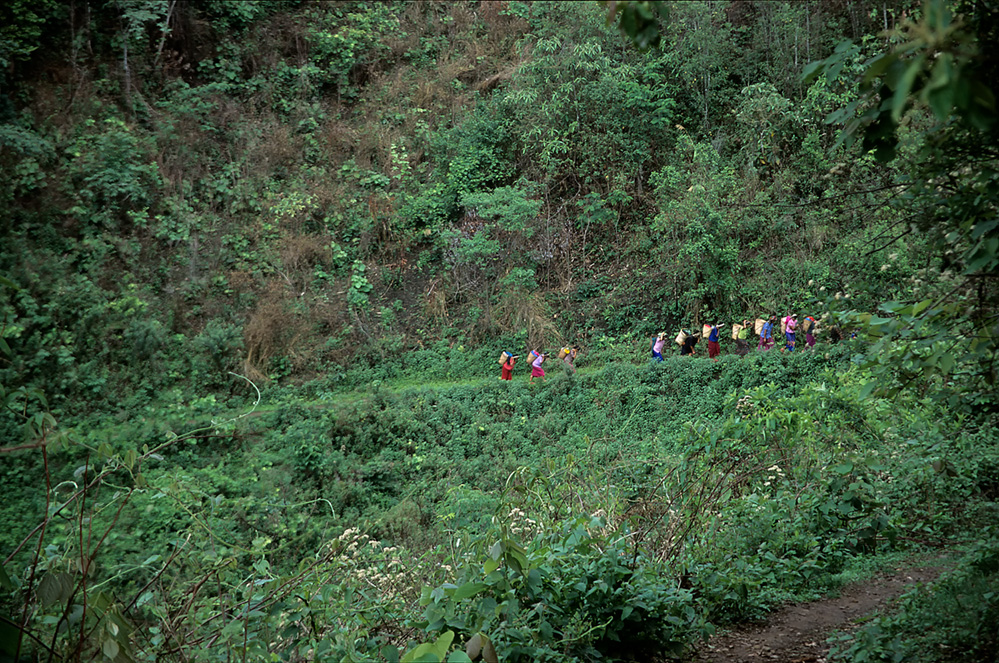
[1,1,996,662]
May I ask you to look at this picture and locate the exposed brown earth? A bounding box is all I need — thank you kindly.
[688,565,943,663]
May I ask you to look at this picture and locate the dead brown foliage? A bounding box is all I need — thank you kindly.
[423,276,450,324]
[243,284,305,380]
[493,287,561,349]
[320,118,359,164]
[243,121,299,179]
[280,234,331,274]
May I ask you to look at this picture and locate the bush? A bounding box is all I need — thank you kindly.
[412,516,708,662]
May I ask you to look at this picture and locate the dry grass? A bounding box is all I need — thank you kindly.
[493,288,561,349]
[243,284,306,380]
[423,275,450,324]
[280,233,330,275]
[243,121,299,179]
[411,79,450,111]
[320,117,358,164]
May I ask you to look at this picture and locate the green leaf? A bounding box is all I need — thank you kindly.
[507,550,527,575]
[402,631,455,663]
[925,53,955,119]
[971,219,999,241]
[102,637,119,660]
[433,630,456,658]
[447,653,473,663]
[37,572,74,608]
[0,562,13,591]
[801,59,824,84]
[891,55,925,122]
[831,462,854,475]
[0,616,21,656]
[878,300,904,313]
[452,582,487,601]
[862,52,897,87]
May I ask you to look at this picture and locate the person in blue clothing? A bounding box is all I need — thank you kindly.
[758,315,776,351]
[707,322,722,359]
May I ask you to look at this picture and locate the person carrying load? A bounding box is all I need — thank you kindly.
[784,314,798,352]
[680,331,699,356]
[802,316,817,349]
[529,350,548,383]
[758,315,776,351]
[707,322,724,359]
[499,351,518,380]
[733,319,750,356]
[562,345,580,374]
[650,332,667,362]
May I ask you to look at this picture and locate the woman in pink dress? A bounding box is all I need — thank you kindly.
[784,314,797,352]
[530,351,547,383]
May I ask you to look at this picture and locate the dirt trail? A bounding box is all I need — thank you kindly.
[689,564,942,663]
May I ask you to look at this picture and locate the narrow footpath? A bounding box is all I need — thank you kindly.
[688,563,944,663]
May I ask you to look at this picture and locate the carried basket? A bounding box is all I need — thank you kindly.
[731,324,743,340]
[675,329,688,346]
[702,324,712,339]
[802,317,814,333]
[498,351,511,365]
[754,318,765,335]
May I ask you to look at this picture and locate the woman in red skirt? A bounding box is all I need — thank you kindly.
[501,353,516,380]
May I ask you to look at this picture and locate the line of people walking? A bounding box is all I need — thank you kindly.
[495,312,822,382]
[499,345,580,383]
[654,314,818,361]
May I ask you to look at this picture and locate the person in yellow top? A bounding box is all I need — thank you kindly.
[561,345,580,374]
[735,319,751,356]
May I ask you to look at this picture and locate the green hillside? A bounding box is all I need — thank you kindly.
[1,1,997,662]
